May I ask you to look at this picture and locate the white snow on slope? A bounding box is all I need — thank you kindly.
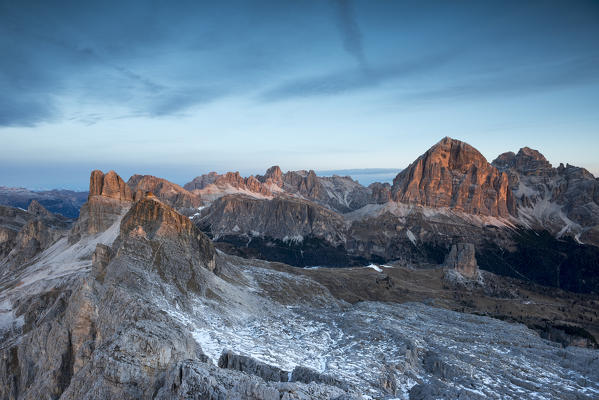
[158,262,599,400]
[366,264,382,272]
[406,229,417,245]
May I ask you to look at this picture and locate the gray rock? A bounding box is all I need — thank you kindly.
[444,243,479,280]
[218,350,289,382]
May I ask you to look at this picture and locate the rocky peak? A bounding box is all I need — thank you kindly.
[492,147,552,176]
[392,137,515,217]
[121,195,196,239]
[119,194,216,270]
[27,199,51,217]
[69,170,133,243]
[183,172,219,191]
[89,170,133,201]
[260,165,284,187]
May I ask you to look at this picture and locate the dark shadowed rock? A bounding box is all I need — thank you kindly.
[92,243,112,282]
[218,350,289,382]
[290,366,350,390]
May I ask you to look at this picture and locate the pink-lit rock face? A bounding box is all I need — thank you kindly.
[392,137,516,217]
[89,170,133,202]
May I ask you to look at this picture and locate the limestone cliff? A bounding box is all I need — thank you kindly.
[391,137,516,217]
[69,170,133,243]
[127,174,202,211]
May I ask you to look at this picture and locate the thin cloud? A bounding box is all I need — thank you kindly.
[405,55,599,101]
[333,0,367,69]
[260,52,456,101]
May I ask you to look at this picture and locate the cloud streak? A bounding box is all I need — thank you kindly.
[260,52,456,101]
[405,54,599,101]
[333,0,367,69]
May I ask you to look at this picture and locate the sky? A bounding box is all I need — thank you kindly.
[1,0,598,190]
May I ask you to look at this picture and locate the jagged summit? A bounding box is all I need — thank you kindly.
[26,199,51,217]
[90,170,133,201]
[391,137,515,217]
[122,194,201,239]
[493,146,553,175]
[258,165,284,187]
[69,170,133,243]
[119,192,216,272]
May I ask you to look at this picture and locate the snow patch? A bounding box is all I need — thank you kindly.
[406,229,417,245]
[366,264,382,272]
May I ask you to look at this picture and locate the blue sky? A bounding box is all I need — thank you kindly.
[1,0,598,190]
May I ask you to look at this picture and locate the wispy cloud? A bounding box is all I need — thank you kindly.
[260,52,456,101]
[333,0,367,69]
[405,55,599,101]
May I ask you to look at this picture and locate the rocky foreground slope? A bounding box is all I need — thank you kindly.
[0,170,598,399]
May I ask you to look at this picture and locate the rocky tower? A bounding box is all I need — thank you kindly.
[69,170,133,243]
[444,243,479,279]
[493,147,553,177]
[392,137,516,217]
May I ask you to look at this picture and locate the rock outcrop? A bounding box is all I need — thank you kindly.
[183,171,220,191]
[186,166,373,213]
[119,194,216,274]
[0,202,71,268]
[0,206,32,260]
[197,194,346,247]
[392,137,516,217]
[127,174,202,212]
[69,170,133,243]
[444,243,479,279]
[89,170,133,201]
[217,350,289,382]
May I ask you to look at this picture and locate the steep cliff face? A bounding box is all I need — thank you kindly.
[392,137,516,217]
[69,171,133,243]
[119,194,216,273]
[493,147,599,246]
[185,171,275,204]
[197,194,346,246]
[127,174,202,212]
[278,170,372,213]
[0,202,72,269]
[90,170,133,201]
[0,206,32,260]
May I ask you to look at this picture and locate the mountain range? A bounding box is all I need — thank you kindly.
[0,137,598,399]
